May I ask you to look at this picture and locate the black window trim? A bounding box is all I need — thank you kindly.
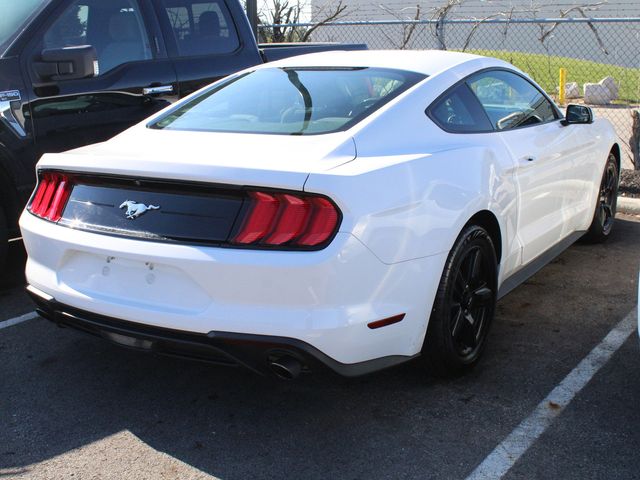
[426,66,563,135]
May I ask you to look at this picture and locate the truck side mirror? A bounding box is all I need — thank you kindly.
[561,104,593,126]
[34,45,97,82]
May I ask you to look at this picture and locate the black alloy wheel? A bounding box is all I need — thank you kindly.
[450,246,494,357]
[584,153,618,243]
[423,225,498,377]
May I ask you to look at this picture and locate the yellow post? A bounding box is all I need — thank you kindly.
[559,68,567,105]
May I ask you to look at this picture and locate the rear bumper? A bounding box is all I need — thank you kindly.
[28,286,416,377]
[21,211,448,365]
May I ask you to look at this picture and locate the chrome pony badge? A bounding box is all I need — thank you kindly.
[119,200,160,219]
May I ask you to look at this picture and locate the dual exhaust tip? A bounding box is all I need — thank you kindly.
[268,354,303,380]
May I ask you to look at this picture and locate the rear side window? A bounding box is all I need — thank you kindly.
[428,83,493,133]
[150,67,426,135]
[158,0,240,56]
[468,70,558,131]
[42,0,153,75]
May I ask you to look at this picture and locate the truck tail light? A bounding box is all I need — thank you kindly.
[29,172,73,222]
[232,190,340,248]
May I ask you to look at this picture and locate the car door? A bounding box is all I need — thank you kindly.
[154,0,260,96]
[23,0,178,156]
[467,69,589,266]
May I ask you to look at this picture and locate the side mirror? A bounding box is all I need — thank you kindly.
[561,104,593,126]
[34,45,97,82]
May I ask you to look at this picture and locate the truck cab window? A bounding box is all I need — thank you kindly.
[43,0,152,75]
[159,0,240,56]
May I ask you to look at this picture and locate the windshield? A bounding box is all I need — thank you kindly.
[0,0,49,54]
[150,67,426,135]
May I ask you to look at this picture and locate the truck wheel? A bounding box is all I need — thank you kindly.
[0,205,7,270]
[422,225,498,377]
[583,153,618,243]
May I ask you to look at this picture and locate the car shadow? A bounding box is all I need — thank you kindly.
[0,240,26,291]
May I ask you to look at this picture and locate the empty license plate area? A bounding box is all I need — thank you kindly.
[58,252,210,314]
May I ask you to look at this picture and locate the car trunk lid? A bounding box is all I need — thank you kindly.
[37,127,356,190]
[33,127,355,246]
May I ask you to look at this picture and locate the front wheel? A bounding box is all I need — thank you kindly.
[583,153,618,243]
[422,225,498,377]
[0,205,7,271]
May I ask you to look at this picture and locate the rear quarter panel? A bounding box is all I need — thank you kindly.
[305,144,518,274]
[304,74,521,283]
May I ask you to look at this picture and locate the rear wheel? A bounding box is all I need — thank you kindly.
[422,225,498,377]
[0,204,7,270]
[583,153,618,243]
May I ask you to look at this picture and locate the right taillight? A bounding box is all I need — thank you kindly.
[232,190,340,249]
[28,172,73,222]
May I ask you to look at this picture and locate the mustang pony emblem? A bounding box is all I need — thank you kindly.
[119,200,160,219]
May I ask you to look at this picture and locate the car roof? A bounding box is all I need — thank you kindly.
[264,49,499,76]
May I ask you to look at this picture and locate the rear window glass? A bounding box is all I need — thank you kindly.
[149,67,426,135]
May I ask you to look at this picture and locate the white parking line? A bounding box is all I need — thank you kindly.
[0,311,38,330]
[466,308,637,480]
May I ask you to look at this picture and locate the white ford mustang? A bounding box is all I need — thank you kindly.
[20,50,620,379]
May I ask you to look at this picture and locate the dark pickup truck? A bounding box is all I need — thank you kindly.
[0,0,364,265]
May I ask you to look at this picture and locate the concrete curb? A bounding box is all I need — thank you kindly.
[618,196,640,215]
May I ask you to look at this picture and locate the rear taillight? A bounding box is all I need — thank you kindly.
[28,172,73,222]
[232,190,340,249]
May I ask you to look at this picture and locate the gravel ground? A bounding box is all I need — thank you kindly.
[592,106,636,170]
[619,169,640,198]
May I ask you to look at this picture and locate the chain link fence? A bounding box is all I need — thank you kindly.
[259,18,640,169]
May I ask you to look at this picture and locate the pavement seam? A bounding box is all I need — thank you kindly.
[465,308,637,480]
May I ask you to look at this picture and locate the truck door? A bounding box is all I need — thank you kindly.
[22,0,178,156]
[153,0,260,96]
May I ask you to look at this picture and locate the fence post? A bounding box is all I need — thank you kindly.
[558,68,567,106]
[631,110,640,170]
[436,19,445,49]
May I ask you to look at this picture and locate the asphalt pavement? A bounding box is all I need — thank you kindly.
[1,215,639,480]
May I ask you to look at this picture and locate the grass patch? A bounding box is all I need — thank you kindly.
[463,49,640,103]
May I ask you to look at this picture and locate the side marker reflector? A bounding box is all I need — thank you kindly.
[367,314,406,330]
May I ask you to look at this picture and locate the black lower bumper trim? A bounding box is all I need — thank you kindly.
[27,287,417,377]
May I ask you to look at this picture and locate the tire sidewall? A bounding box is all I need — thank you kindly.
[586,153,618,241]
[424,225,498,374]
[0,205,7,270]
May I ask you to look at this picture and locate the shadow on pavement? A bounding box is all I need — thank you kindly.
[0,240,26,291]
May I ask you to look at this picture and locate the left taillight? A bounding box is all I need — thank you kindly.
[28,172,73,222]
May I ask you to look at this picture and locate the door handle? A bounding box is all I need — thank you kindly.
[143,85,174,95]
